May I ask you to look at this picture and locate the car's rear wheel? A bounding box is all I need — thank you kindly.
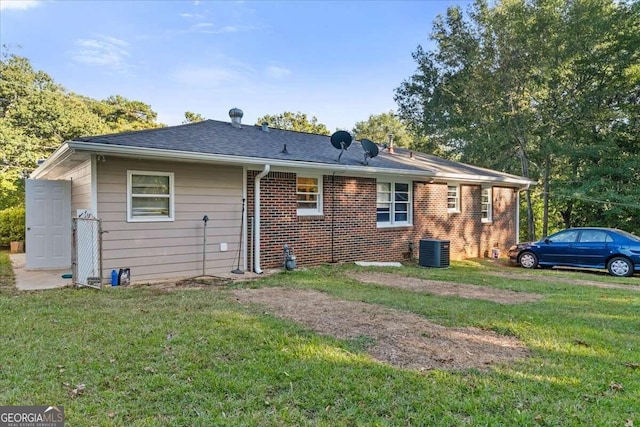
[518,251,539,269]
[607,257,633,277]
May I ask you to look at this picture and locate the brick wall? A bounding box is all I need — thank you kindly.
[248,171,518,269]
[413,183,517,259]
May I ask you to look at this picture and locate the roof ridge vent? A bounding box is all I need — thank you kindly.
[229,107,243,128]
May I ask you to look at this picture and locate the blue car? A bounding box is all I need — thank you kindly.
[508,227,640,277]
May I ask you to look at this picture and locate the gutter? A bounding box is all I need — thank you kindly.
[253,164,270,274]
[60,141,535,187]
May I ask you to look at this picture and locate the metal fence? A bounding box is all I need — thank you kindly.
[72,216,102,289]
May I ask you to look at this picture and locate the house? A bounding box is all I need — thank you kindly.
[28,108,535,284]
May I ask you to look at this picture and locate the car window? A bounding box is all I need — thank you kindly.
[579,230,610,243]
[616,229,640,242]
[548,230,580,243]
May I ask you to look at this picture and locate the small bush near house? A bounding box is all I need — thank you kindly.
[0,205,25,247]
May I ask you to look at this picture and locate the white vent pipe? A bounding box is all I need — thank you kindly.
[253,164,270,274]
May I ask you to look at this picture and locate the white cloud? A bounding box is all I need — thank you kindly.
[193,22,214,29]
[216,25,240,33]
[179,12,204,19]
[70,36,130,70]
[266,65,291,79]
[0,0,41,11]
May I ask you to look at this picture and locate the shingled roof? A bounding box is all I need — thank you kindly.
[40,119,534,186]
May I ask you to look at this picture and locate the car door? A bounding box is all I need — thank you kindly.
[573,230,611,267]
[537,229,580,265]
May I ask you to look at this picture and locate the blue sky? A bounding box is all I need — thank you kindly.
[1,0,470,131]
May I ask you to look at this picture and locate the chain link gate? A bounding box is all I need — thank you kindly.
[72,215,103,288]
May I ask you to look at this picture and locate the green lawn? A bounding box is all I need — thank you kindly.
[1,252,638,426]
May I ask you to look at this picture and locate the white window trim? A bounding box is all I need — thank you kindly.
[377,180,412,228]
[447,184,460,213]
[481,186,493,223]
[296,174,323,216]
[127,170,175,222]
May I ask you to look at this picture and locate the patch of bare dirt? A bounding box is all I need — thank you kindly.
[233,288,528,371]
[489,270,640,292]
[346,271,543,304]
[131,274,260,292]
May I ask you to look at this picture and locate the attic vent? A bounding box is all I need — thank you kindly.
[261,122,269,132]
[229,107,243,128]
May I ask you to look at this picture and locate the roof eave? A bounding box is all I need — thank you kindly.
[66,140,436,176]
[430,172,535,188]
[59,141,535,187]
[30,143,74,179]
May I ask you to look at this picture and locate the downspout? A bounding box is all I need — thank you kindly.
[516,190,521,244]
[253,164,270,274]
[331,173,335,263]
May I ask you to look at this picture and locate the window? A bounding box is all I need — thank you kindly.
[578,230,611,243]
[548,229,579,243]
[127,171,174,222]
[447,184,460,213]
[481,186,492,223]
[297,175,322,215]
[377,181,411,226]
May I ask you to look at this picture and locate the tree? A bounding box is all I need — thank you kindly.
[351,111,425,150]
[0,119,38,207]
[99,95,159,132]
[395,0,640,239]
[0,53,163,209]
[256,111,330,135]
[183,111,205,124]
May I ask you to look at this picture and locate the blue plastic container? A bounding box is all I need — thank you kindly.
[111,270,118,286]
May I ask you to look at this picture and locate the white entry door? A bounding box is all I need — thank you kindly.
[26,179,72,269]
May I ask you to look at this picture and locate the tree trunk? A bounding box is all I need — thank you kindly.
[518,143,536,241]
[561,201,573,229]
[525,189,535,241]
[542,155,550,237]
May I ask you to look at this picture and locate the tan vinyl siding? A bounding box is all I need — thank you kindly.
[57,159,92,215]
[97,158,243,282]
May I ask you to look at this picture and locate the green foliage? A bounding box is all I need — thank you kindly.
[351,110,434,152]
[0,53,162,210]
[0,205,25,246]
[98,95,160,132]
[182,111,205,124]
[0,120,36,207]
[395,0,640,239]
[256,111,330,135]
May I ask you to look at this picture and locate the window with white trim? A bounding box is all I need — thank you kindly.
[296,175,322,215]
[377,181,411,226]
[481,186,492,222]
[127,171,174,222]
[447,184,460,213]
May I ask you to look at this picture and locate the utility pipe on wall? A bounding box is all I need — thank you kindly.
[253,164,270,274]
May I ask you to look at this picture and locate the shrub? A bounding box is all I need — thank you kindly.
[0,205,25,247]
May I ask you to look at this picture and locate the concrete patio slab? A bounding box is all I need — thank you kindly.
[9,253,72,291]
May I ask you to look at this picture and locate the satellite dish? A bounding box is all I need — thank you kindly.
[361,139,379,165]
[330,131,352,150]
[330,131,352,162]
